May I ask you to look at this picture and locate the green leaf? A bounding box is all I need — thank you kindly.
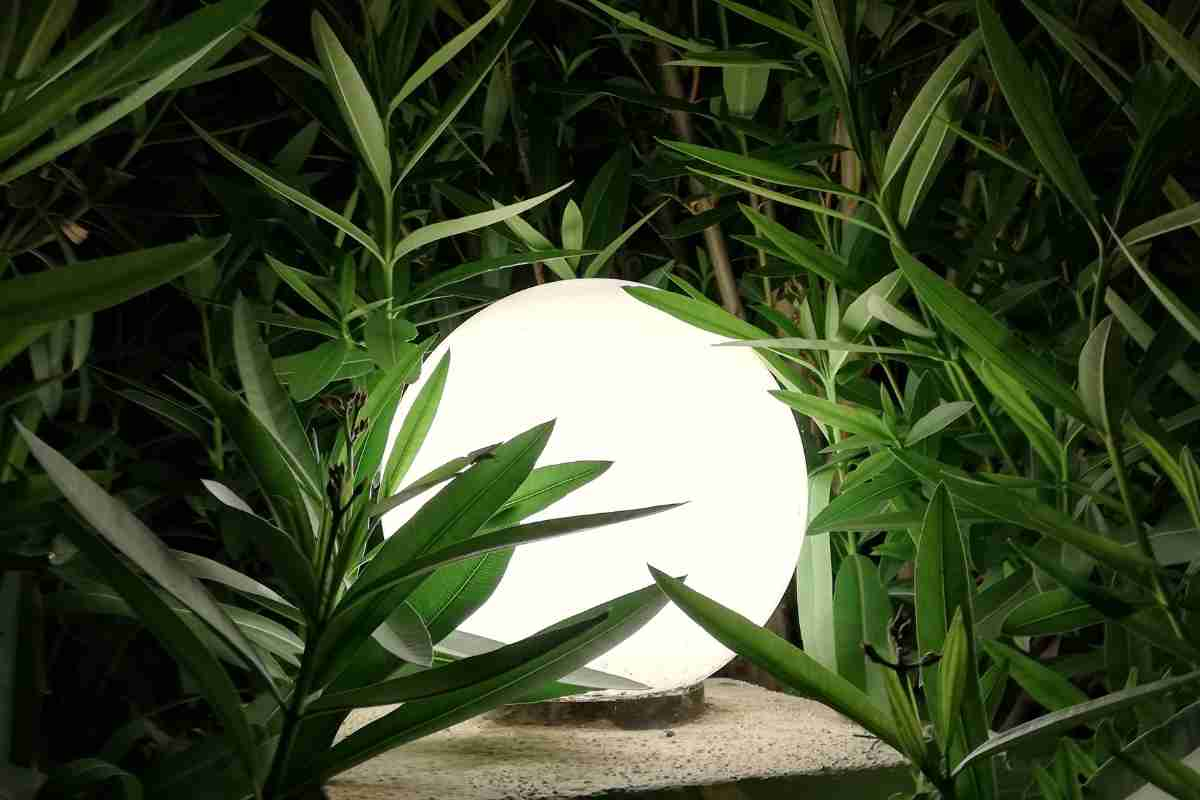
[585,0,711,52]
[954,671,1200,776]
[406,549,512,646]
[485,460,613,531]
[905,401,974,447]
[320,421,556,684]
[1109,742,1200,800]
[660,139,852,196]
[27,543,261,787]
[388,0,508,114]
[187,117,382,262]
[406,249,595,300]
[18,0,147,100]
[105,0,268,90]
[16,424,279,696]
[344,503,683,629]
[311,614,608,713]
[312,11,391,192]
[216,508,318,618]
[502,206,575,281]
[434,630,647,693]
[372,602,433,667]
[623,285,769,340]
[893,450,1156,579]
[983,639,1089,713]
[37,758,143,800]
[561,200,584,267]
[710,0,826,52]
[975,566,1034,640]
[1022,0,1127,110]
[0,2,267,185]
[894,246,1089,421]
[833,554,892,706]
[301,581,667,787]
[1078,315,1130,434]
[669,50,795,70]
[938,610,971,744]
[174,549,301,624]
[279,340,352,402]
[964,352,1062,477]
[1125,202,1200,246]
[384,352,450,495]
[772,390,896,442]
[584,199,669,278]
[868,296,935,339]
[1111,221,1200,344]
[1123,0,1200,89]
[649,568,905,753]
[900,79,968,227]
[882,30,982,192]
[393,183,571,264]
[119,389,209,441]
[914,483,985,758]
[481,61,510,153]
[796,472,836,670]
[1003,588,1107,636]
[581,147,633,257]
[719,337,927,358]
[396,0,536,185]
[976,0,1098,227]
[694,169,888,236]
[0,26,150,166]
[364,313,419,370]
[231,296,322,491]
[740,204,866,290]
[264,255,338,321]
[372,444,502,518]
[808,461,919,534]
[191,370,321,532]
[0,239,227,336]
[811,0,853,131]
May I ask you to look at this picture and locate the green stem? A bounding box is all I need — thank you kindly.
[1104,433,1186,641]
[263,620,322,800]
[1058,446,1070,514]
[382,193,394,308]
[1088,240,1108,332]
[952,360,1019,474]
[199,306,223,473]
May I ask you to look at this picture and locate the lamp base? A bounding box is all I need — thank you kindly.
[486,683,706,730]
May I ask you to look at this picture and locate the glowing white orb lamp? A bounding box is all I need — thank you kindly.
[380,279,808,692]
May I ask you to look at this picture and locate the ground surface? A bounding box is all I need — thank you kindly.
[327,678,908,799]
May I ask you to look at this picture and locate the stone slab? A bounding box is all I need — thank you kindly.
[327,679,909,799]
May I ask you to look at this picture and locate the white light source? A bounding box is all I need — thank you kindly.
[380,279,808,691]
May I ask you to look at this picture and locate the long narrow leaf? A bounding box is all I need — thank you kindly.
[955,671,1200,775]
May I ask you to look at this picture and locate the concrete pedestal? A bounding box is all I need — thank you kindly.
[328,679,910,799]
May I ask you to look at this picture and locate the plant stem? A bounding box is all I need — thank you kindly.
[199,306,223,473]
[655,41,744,317]
[1104,432,1186,641]
[952,360,1019,474]
[1087,239,1107,332]
[263,620,322,800]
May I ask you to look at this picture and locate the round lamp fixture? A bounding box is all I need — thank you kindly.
[380,279,808,691]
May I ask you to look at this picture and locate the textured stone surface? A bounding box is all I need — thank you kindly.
[486,683,707,729]
[327,679,908,799]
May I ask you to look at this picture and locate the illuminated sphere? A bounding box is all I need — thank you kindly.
[380,279,808,691]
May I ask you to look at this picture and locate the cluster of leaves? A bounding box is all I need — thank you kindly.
[17,292,675,798]
[9,0,1200,799]
[563,0,1200,797]
[0,0,682,796]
